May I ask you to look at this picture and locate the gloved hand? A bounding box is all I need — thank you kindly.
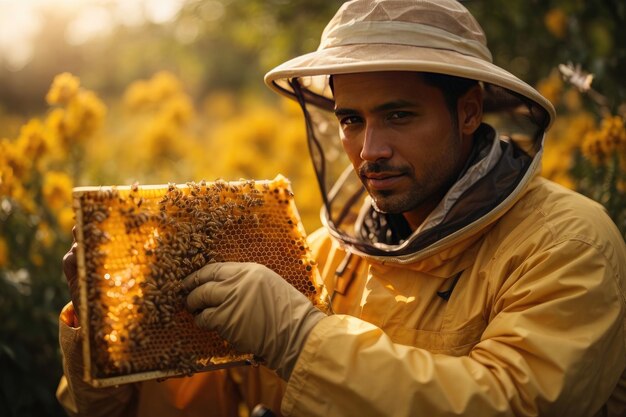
[183,262,326,381]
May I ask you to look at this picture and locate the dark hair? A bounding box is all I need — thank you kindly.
[420,72,479,117]
[328,72,479,117]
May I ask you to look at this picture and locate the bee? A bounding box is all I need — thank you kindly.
[88,209,101,221]
[120,360,133,374]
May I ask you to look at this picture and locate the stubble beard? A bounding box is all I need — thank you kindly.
[367,144,464,216]
[369,172,454,215]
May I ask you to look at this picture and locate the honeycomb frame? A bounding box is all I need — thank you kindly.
[73,175,325,387]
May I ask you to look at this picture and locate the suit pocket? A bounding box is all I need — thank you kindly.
[386,317,486,356]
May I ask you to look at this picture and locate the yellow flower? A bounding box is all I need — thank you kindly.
[64,90,107,141]
[13,185,36,213]
[30,252,44,267]
[124,80,151,111]
[567,112,596,144]
[280,98,303,117]
[536,70,563,107]
[542,110,597,187]
[43,109,67,160]
[46,72,80,105]
[200,97,322,230]
[203,92,237,120]
[57,206,75,233]
[46,108,67,137]
[544,8,568,39]
[124,71,185,111]
[603,116,626,151]
[0,237,8,267]
[124,71,189,114]
[0,138,33,204]
[16,119,51,172]
[0,171,34,212]
[36,221,55,248]
[0,139,17,196]
[542,140,573,188]
[150,71,183,102]
[43,74,107,149]
[42,171,73,213]
[563,89,582,112]
[581,130,604,165]
[161,95,194,126]
[132,115,200,182]
[544,111,594,151]
[583,115,626,163]
[0,167,11,197]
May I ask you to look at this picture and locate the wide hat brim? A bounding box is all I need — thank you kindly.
[264,43,556,129]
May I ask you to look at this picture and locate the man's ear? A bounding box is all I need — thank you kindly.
[458,84,483,135]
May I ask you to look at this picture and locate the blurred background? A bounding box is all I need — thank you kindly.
[0,0,624,415]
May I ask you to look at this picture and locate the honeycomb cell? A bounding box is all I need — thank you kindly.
[74,175,326,387]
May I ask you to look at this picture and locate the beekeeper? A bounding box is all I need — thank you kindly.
[57,0,626,416]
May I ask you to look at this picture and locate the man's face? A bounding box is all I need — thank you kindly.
[332,71,472,229]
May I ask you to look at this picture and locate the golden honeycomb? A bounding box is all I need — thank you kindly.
[73,175,325,387]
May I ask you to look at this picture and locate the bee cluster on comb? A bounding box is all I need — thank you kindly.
[74,175,324,387]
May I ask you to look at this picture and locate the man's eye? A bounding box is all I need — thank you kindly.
[340,116,362,125]
[388,111,411,120]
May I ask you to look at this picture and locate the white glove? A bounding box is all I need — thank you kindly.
[183,262,326,380]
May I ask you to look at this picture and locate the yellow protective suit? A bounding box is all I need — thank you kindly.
[282,176,626,416]
[57,176,626,417]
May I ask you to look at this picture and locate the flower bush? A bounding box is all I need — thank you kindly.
[539,64,626,234]
[0,73,105,416]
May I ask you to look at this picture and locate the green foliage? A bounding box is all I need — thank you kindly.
[468,0,626,238]
[572,153,626,233]
[0,201,69,417]
[467,0,626,111]
[0,73,103,417]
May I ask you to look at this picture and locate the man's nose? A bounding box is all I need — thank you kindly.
[360,124,393,161]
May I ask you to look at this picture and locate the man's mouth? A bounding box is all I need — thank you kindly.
[363,172,405,190]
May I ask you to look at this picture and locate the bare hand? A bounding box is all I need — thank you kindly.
[62,226,80,318]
